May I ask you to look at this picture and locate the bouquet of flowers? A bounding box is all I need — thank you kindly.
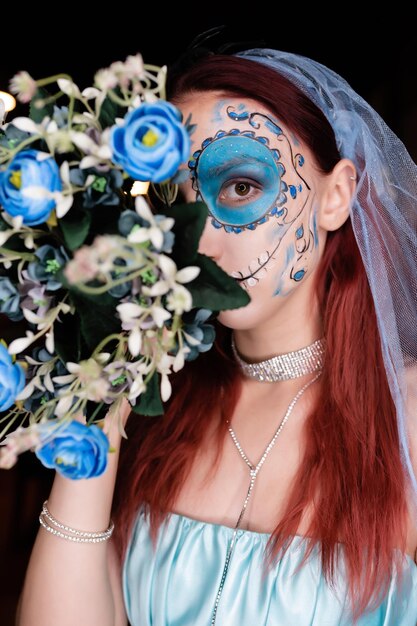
[0,54,248,479]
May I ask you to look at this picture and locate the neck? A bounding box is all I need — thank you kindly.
[233,294,323,362]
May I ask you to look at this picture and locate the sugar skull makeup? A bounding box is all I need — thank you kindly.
[185,100,319,297]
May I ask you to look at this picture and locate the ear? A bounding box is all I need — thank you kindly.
[318,159,356,232]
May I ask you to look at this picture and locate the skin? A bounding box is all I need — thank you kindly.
[16,94,417,626]
[178,92,356,357]
[173,91,417,559]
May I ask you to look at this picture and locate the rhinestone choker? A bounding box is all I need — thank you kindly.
[231,335,325,382]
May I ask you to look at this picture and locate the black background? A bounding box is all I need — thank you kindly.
[0,10,416,626]
[1,13,416,157]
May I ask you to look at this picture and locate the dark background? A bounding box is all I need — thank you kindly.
[1,11,416,626]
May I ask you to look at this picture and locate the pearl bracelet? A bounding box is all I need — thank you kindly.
[39,500,114,543]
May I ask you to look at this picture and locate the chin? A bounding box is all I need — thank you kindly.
[217,303,267,331]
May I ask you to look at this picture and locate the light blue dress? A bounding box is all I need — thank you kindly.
[122,508,417,625]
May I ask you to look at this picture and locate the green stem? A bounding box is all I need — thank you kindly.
[106,89,132,107]
[5,135,41,161]
[0,407,18,425]
[0,410,21,440]
[0,247,36,261]
[36,74,73,87]
[170,313,182,337]
[92,333,124,356]
[73,263,156,295]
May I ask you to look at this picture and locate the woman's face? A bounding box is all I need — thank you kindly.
[177,92,330,331]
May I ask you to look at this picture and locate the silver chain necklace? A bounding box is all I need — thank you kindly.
[231,335,325,382]
[210,371,321,626]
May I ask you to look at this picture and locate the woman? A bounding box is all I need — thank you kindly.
[17,49,417,626]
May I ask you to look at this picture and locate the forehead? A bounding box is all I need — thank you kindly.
[179,92,293,144]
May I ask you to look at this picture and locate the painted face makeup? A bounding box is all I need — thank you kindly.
[187,102,318,296]
[192,134,284,232]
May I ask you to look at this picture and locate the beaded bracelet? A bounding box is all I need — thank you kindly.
[39,500,114,543]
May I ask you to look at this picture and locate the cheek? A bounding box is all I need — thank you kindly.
[224,224,276,283]
[222,202,321,297]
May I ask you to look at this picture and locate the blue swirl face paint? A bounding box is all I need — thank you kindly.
[196,135,281,229]
[188,106,309,234]
[184,100,319,295]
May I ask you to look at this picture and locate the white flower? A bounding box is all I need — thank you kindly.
[127,196,174,250]
[117,301,171,356]
[124,54,145,80]
[64,247,99,284]
[94,68,118,91]
[125,359,152,402]
[55,393,74,417]
[23,233,35,249]
[45,330,54,354]
[0,444,18,469]
[16,375,45,401]
[173,345,190,373]
[8,331,35,355]
[0,98,5,125]
[128,327,142,357]
[155,353,176,402]
[21,185,73,220]
[0,431,34,469]
[81,87,101,100]
[70,129,112,164]
[9,71,37,103]
[143,254,199,299]
[11,116,40,134]
[118,301,171,329]
[57,78,81,99]
[166,284,193,314]
[142,91,159,104]
[61,357,110,403]
[128,373,146,402]
[45,127,74,154]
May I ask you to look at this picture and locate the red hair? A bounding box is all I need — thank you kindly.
[113,55,408,619]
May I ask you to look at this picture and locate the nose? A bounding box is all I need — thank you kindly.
[198,216,222,261]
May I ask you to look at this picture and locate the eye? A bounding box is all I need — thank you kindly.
[218,179,261,205]
[235,182,251,196]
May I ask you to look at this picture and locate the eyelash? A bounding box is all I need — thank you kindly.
[218,178,262,204]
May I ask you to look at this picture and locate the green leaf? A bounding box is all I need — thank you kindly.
[188,253,250,312]
[59,209,91,250]
[98,94,122,129]
[68,289,120,353]
[29,87,54,123]
[168,201,208,267]
[54,310,82,363]
[131,372,164,416]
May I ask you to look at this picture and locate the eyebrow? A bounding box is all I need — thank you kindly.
[206,155,273,178]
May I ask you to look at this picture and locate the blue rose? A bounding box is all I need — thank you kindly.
[0,149,62,226]
[35,420,109,479]
[110,101,190,183]
[0,343,25,411]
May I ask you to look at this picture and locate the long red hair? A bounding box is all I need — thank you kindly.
[113,55,408,618]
